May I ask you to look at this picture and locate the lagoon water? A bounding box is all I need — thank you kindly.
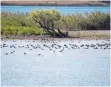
[1,6,110,14]
[1,5,110,86]
[1,39,110,86]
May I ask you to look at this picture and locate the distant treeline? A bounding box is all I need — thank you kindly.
[1,1,110,6]
[1,11,110,36]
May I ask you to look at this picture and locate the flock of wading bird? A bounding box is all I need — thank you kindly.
[1,38,110,56]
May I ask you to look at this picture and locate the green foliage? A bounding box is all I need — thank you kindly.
[31,9,61,30]
[1,12,43,36]
[78,11,110,30]
[59,11,110,30]
[31,9,61,22]
[1,12,39,28]
[1,26,43,36]
[1,10,110,37]
[18,27,43,36]
[57,14,81,30]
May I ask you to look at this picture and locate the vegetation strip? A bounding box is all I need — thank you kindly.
[1,9,110,38]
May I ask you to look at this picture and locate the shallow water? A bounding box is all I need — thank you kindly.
[1,6,110,14]
[1,39,110,86]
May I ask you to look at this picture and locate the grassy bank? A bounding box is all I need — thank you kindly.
[1,10,110,39]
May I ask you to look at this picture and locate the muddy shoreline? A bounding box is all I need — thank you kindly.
[1,35,110,40]
[1,30,110,40]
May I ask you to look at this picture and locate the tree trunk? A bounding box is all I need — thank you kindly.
[36,19,68,37]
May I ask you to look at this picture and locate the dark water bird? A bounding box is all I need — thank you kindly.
[10,51,15,54]
[94,47,98,49]
[64,44,68,48]
[43,44,46,47]
[10,45,16,48]
[71,46,75,49]
[18,46,22,48]
[41,48,44,50]
[0,45,3,48]
[51,44,55,48]
[81,44,84,47]
[107,39,110,41]
[85,44,90,47]
[84,47,88,49]
[59,47,64,52]
[49,48,53,51]
[22,46,24,48]
[38,54,41,56]
[3,43,8,47]
[5,53,8,55]
[90,44,96,47]
[57,45,62,48]
[24,52,27,55]
[103,48,106,49]
[25,44,29,48]
[55,47,58,49]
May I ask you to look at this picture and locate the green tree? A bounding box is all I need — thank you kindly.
[31,9,67,37]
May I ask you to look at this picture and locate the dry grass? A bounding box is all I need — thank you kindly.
[69,30,110,39]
